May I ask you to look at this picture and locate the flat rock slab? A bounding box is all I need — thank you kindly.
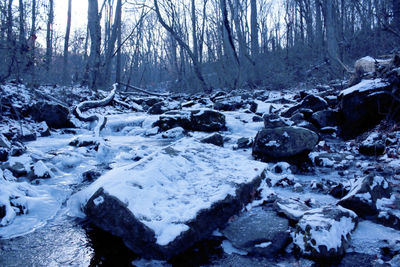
[75,138,267,259]
[222,207,290,256]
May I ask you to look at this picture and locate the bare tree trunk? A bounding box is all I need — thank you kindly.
[103,0,122,88]
[115,0,122,88]
[88,0,102,90]
[324,0,338,61]
[191,0,198,64]
[18,0,25,79]
[250,0,259,58]
[29,0,36,84]
[62,0,72,84]
[45,0,54,72]
[315,0,323,53]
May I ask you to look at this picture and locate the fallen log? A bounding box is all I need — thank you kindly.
[74,84,116,137]
[119,82,170,97]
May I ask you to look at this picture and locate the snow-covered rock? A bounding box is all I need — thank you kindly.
[292,205,358,261]
[338,79,393,139]
[70,138,267,259]
[338,174,392,218]
[263,114,291,129]
[252,126,319,162]
[222,207,290,256]
[155,109,226,132]
[282,94,328,118]
[273,198,311,222]
[0,133,11,149]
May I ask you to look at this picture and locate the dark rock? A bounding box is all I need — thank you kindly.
[252,126,319,162]
[282,95,328,118]
[69,137,100,149]
[377,211,400,230]
[181,101,196,108]
[155,109,225,132]
[236,137,253,149]
[30,101,72,129]
[252,115,263,122]
[201,134,224,147]
[247,101,258,113]
[0,204,5,220]
[19,128,37,142]
[211,91,227,102]
[0,148,8,162]
[292,205,358,262]
[338,79,395,139]
[263,114,290,128]
[310,110,339,128]
[359,142,386,156]
[338,175,392,218]
[82,170,102,182]
[147,102,166,115]
[222,207,290,256]
[338,252,377,267]
[190,110,226,131]
[143,97,162,107]
[214,100,243,111]
[10,142,26,156]
[0,133,11,149]
[290,113,305,125]
[329,184,349,199]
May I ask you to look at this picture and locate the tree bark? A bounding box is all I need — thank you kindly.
[250,0,259,58]
[393,0,400,30]
[45,0,54,71]
[88,0,102,90]
[62,0,72,84]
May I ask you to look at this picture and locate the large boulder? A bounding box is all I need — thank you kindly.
[338,79,396,139]
[155,109,226,132]
[282,95,328,118]
[222,207,290,256]
[292,205,358,262]
[338,175,392,218]
[30,101,72,129]
[252,126,319,162]
[73,138,267,260]
[273,198,311,222]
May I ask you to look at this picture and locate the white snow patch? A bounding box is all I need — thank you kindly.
[221,240,248,255]
[255,241,272,248]
[339,79,389,97]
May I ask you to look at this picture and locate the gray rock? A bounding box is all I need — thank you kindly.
[236,137,253,149]
[338,252,378,267]
[222,207,290,256]
[252,126,319,162]
[338,174,392,218]
[292,205,358,261]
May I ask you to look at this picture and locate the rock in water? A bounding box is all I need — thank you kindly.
[292,205,358,262]
[252,126,319,162]
[154,109,226,132]
[222,207,290,256]
[75,138,267,259]
[338,79,394,139]
[338,175,391,218]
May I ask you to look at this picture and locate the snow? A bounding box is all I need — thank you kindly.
[265,140,280,147]
[221,240,248,255]
[293,206,357,253]
[339,79,389,97]
[254,241,272,248]
[68,138,267,246]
